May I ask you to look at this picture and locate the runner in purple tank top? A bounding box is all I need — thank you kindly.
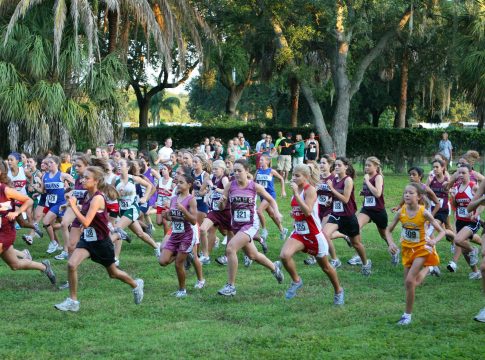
[323,157,372,276]
[159,170,203,298]
[55,166,144,312]
[216,159,284,297]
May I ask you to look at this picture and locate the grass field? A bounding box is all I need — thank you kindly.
[1,174,484,359]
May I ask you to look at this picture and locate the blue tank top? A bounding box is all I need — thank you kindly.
[255,168,276,199]
[192,170,209,212]
[44,171,65,206]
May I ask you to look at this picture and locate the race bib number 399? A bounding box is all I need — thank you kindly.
[333,201,343,213]
[83,227,98,242]
[234,209,250,222]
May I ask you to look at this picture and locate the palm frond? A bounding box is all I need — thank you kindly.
[4,0,45,46]
[53,0,67,68]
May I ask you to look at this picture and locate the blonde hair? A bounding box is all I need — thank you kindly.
[195,153,212,173]
[465,150,480,165]
[366,156,383,176]
[293,163,320,187]
[212,159,229,176]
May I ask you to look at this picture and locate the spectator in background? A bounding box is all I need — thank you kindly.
[95,147,102,158]
[239,136,250,158]
[106,140,116,156]
[278,132,293,183]
[209,136,216,152]
[148,141,160,168]
[158,137,173,166]
[59,153,72,173]
[274,131,284,151]
[305,132,319,164]
[261,135,275,157]
[438,132,453,166]
[292,134,305,167]
[238,132,251,149]
[199,138,210,153]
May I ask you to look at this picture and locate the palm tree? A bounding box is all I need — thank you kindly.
[149,90,181,125]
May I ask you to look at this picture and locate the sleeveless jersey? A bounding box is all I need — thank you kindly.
[169,194,194,237]
[192,170,206,202]
[144,167,157,207]
[331,176,356,217]
[8,166,27,196]
[156,177,173,209]
[360,174,385,211]
[72,178,87,206]
[291,184,321,236]
[229,180,257,231]
[209,175,229,212]
[0,183,15,230]
[317,174,334,218]
[306,140,318,160]
[115,175,137,210]
[399,205,427,248]
[79,191,110,242]
[255,168,276,198]
[454,181,476,222]
[428,176,449,212]
[44,171,65,207]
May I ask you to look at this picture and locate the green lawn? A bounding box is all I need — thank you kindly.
[1,174,484,359]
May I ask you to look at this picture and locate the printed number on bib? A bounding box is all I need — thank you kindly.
[157,195,168,207]
[457,207,469,218]
[83,227,98,242]
[310,148,316,153]
[333,201,344,213]
[294,221,310,235]
[119,199,130,210]
[401,228,420,242]
[364,196,376,207]
[212,200,220,211]
[172,221,184,233]
[431,198,445,208]
[46,194,57,204]
[318,195,329,205]
[258,181,268,188]
[234,209,250,222]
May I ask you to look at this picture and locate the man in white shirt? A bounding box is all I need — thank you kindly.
[158,137,173,166]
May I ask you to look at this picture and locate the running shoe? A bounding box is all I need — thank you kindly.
[447,260,458,272]
[222,236,228,245]
[54,251,68,261]
[347,254,362,266]
[429,266,441,277]
[54,298,80,312]
[217,283,236,296]
[199,255,211,265]
[116,227,132,243]
[260,237,268,254]
[22,234,33,246]
[469,247,479,267]
[34,223,44,238]
[343,235,352,248]
[330,258,342,269]
[397,314,412,326]
[469,271,482,280]
[280,228,289,241]
[304,256,316,265]
[334,288,345,306]
[58,281,70,290]
[272,261,284,284]
[42,260,56,284]
[361,259,372,276]
[173,289,187,298]
[146,224,154,237]
[194,279,206,289]
[114,258,120,268]
[133,279,144,304]
[23,249,32,261]
[285,279,303,299]
[390,249,400,266]
[243,255,253,267]
[261,228,269,241]
[46,241,58,254]
[474,307,485,323]
[154,246,161,259]
[215,255,227,266]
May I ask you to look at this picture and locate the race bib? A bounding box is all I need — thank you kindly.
[172,221,184,233]
[72,190,87,199]
[401,228,420,243]
[258,181,268,188]
[457,207,469,218]
[364,196,376,207]
[233,209,250,223]
[431,198,444,208]
[83,227,98,242]
[310,148,316,153]
[294,221,310,235]
[212,200,220,211]
[46,194,57,204]
[119,199,130,210]
[318,195,329,205]
[333,201,344,213]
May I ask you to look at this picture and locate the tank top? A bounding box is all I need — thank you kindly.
[0,183,15,230]
[192,170,206,202]
[360,174,385,211]
[317,174,334,207]
[428,176,449,212]
[470,170,479,183]
[169,194,194,237]
[44,171,65,206]
[72,178,87,206]
[291,184,321,236]
[79,191,110,242]
[27,169,41,199]
[454,181,476,222]
[331,175,356,217]
[306,140,318,159]
[229,180,257,230]
[115,175,137,210]
[399,205,426,248]
[255,168,276,198]
[209,175,229,212]
[8,166,27,196]
[156,177,173,209]
[143,168,157,206]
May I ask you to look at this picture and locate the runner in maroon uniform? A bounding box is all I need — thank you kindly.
[322,157,372,275]
[55,166,144,312]
[0,160,56,285]
[279,164,344,304]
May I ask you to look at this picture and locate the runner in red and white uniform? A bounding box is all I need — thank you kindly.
[155,164,173,236]
[279,164,344,303]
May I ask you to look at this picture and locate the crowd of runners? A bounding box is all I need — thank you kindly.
[0,132,484,325]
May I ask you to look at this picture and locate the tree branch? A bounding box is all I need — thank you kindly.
[147,60,199,97]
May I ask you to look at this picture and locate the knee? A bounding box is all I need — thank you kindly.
[8,261,20,271]
[61,221,69,230]
[107,269,118,279]
[200,228,208,237]
[67,261,77,272]
[280,251,292,262]
[159,259,169,267]
[405,277,415,289]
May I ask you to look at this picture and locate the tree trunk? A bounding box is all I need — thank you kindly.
[331,88,351,157]
[225,86,244,116]
[371,110,381,127]
[289,77,300,127]
[397,48,409,128]
[108,10,118,54]
[138,98,150,151]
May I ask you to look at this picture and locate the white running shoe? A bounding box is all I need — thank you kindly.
[280,228,289,241]
[22,249,32,261]
[304,256,316,265]
[285,279,303,300]
[54,298,80,312]
[261,228,269,241]
[272,261,284,284]
[469,271,482,280]
[114,258,120,267]
[222,236,228,245]
[361,260,372,276]
[447,261,458,272]
[474,307,485,322]
[33,223,44,238]
[199,255,211,265]
[243,255,253,267]
[218,283,236,296]
[173,289,187,298]
[429,266,441,277]
[46,241,59,254]
[58,281,70,290]
[133,279,144,304]
[42,260,56,284]
[22,235,34,246]
[469,247,479,266]
[54,251,68,260]
[334,288,345,306]
[347,254,362,266]
[397,314,412,326]
[330,258,342,269]
[390,249,400,266]
[154,246,161,259]
[194,279,206,289]
[216,255,227,266]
